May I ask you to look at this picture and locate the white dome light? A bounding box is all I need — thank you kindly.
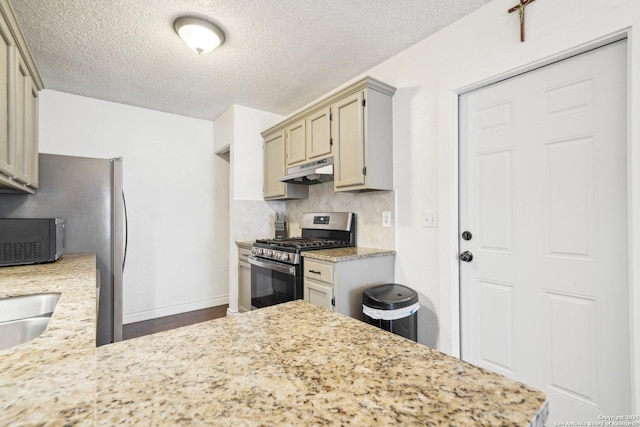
[174,17,225,54]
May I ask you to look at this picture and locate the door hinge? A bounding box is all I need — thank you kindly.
[362,99,366,107]
[331,297,335,306]
[329,138,333,146]
[362,166,367,176]
[329,113,332,121]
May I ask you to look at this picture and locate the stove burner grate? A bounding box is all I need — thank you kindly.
[255,237,350,250]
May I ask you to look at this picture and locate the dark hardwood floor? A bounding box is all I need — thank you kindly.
[122,304,229,340]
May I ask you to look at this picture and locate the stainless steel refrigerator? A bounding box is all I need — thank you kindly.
[0,153,125,346]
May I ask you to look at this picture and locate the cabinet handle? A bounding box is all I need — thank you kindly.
[309,269,322,275]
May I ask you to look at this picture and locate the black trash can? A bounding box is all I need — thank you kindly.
[362,283,419,342]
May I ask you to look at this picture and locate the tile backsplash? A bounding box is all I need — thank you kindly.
[285,182,395,249]
[233,200,285,241]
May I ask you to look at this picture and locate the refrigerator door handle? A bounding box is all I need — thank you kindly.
[122,189,128,272]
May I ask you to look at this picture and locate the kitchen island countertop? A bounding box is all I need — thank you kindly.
[98,300,547,426]
[1,254,548,426]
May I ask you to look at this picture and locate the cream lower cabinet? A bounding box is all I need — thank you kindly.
[305,280,333,310]
[303,254,394,319]
[238,246,252,313]
[263,130,308,200]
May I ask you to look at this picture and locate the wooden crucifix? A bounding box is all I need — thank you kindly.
[508,0,536,42]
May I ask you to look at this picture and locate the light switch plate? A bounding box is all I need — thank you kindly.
[423,211,437,227]
[382,211,391,227]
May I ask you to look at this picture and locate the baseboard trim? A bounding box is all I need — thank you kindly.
[123,296,229,324]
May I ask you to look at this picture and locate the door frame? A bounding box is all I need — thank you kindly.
[439,27,640,411]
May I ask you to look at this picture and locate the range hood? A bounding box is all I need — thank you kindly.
[279,157,333,185]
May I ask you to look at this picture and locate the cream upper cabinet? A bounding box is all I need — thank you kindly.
[286,107,332,167]
[332,92,365,189]
[13,52,30,185]
[0,0,43,193]
[263,130,308,200]
[333,87,393,192]
[25,77,39,188]
[261,77,395,196]
[0,15,13,178]
[285,119,306,166]
[306,106,332,160]
[264,131,286,199]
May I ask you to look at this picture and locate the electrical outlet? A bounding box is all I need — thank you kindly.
[423,211,438,228]
[382,211,391,227]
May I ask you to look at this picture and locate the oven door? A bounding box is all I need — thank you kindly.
[248,256,302,309]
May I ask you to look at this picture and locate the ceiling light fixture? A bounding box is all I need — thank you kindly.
[174,17,225,54]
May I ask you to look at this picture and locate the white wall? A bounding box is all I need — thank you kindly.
[232,105,283,201]
[350,0,640,407]
[214,104,284,313]
[358,0,640,354]
[38,90,227,323]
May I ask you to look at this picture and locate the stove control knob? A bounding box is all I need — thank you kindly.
[252,248,261,256]
[265,250,273,258]
[280,253,289,262]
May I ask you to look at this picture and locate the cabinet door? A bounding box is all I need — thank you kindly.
[25,77,38,187]
[0,18,13,177]
[307,106,332,160]
[263,131,286,199]
[304,279,334,311]
[238,261,251,312]
[13,52,29,184]
[333,92,365,189]
[286,119,306,166]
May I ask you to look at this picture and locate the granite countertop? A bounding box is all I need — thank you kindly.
[1,254,548,426]
[303,246,396,262]
[98,301,547,426]
[237,240,395,262]
[0,253,97,426]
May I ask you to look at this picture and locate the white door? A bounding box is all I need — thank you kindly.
[459,40,630,423]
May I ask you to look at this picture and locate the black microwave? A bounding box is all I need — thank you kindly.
[0,218,65,267]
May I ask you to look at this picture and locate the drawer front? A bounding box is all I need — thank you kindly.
[238,247,252,262]
[304,259,334,284]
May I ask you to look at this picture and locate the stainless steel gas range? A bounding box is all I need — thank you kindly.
[249,212,356,310]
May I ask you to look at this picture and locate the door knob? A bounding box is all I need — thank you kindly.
[460,251,473,262]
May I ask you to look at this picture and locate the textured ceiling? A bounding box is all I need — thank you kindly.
[9,0,491,121]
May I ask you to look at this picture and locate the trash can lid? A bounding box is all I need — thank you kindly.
[362,283,418,310]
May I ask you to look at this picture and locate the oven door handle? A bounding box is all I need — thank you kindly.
[248,256,296,275]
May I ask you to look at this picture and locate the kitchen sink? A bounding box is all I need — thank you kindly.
[0,292,60,323]
[0,292,60,350]
[0,317,52,350]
